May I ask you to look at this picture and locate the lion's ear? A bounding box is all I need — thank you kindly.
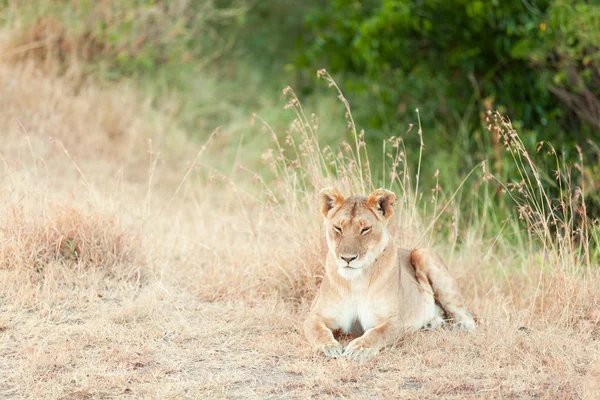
[319,187,345,218]
[366,189,396,220]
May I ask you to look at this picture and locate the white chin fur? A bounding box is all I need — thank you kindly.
[337,266,364,280]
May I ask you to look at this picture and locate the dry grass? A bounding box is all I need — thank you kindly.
[0,42,599,400]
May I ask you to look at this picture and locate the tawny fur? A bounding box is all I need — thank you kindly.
[304,188,475,361]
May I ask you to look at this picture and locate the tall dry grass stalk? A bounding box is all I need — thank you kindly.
[486,111,595,270]
[481,111,599,329]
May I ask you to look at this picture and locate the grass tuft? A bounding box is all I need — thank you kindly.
[0,197,142,281]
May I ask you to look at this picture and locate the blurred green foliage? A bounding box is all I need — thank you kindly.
[295,0,600,215]
[7,0,250,78]
[298,0,600,136]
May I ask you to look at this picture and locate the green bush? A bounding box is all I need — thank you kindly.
[297,0,600,215]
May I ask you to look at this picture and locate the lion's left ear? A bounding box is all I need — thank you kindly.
[366,189,396,220]
[319,187,345,218]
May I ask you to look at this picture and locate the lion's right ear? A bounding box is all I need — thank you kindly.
[319,187,344,218]
[366,188,396,220]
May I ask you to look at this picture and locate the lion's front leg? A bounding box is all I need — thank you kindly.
[303,314,343,358]
[343,317,401,361]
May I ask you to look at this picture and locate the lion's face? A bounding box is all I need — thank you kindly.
[319,188,396,279]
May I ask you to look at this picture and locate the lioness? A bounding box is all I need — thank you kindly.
[304,188,475,361]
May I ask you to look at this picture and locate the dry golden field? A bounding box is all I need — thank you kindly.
[1,35,599,400]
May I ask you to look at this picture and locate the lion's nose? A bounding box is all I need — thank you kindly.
[340,254,358,264]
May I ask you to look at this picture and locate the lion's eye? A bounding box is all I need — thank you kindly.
[360,227,372,235]
[333,225,342,234]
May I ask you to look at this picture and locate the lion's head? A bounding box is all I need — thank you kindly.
[319,188,396,279]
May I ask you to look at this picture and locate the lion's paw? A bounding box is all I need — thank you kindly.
[316,341,343,358]
[343,338,379,361]
[423,315,446,330]
[451,316,476,332]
